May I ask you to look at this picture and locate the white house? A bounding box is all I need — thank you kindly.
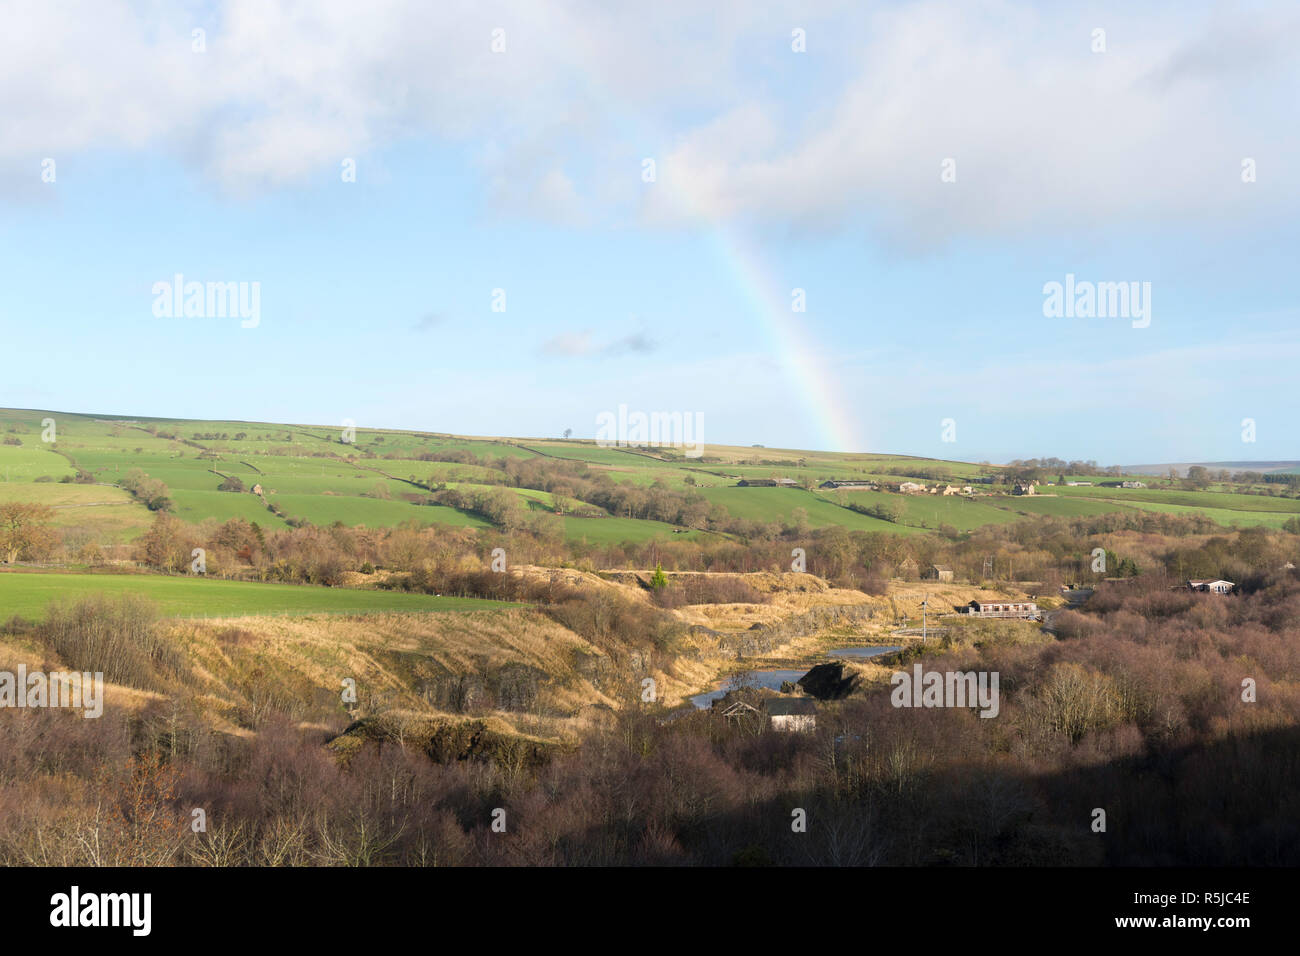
[767,698,816,733]
[962,599,1040,619]
[1188,579,1235,594]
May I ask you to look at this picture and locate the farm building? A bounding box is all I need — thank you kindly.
[766,698,817,733]
[898,481,926,494]
[1066,481,1092,486]
[1012,481,1036,496]
[1121,480,1147,489]
[923,564,954,582]
[720,700,760,723]
[961,599,1039,619]
[737,478,799,487]
[820,480,878,490]
[1187,579,1235,594]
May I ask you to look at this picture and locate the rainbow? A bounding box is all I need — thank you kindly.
[570,62,863,454]
[704,228,863,454]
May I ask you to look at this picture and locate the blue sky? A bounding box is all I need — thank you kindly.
[2,0,1297,465]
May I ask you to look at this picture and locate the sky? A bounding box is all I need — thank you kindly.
[1,0,1297,465]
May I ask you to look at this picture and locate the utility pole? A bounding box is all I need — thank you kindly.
[921,593,929,644]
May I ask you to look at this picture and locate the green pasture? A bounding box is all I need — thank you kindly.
[0,571,513,620]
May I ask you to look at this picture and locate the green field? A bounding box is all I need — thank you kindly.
[271,493,491,529]
[699,487,924,534]
[1042,483,1300,527]
[0,482,153,542]
[1081,499,1299,529]
[0,571,513,620]
[561,515,710,544]
[1051,483,1300,514]
[815,488,1024,531]
[0,443,76,481]
[3,407,1296,545]
[984,494,1139,519]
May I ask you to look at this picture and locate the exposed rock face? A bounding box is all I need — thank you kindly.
[700,606,879,659]
[797,662,860,700]
[327,713,564,770]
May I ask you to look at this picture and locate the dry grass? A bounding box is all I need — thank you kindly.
[161,607,625,740]
[3,565,1050,739]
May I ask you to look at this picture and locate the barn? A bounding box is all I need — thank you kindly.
[923,564,954,582]
[766,698,816,733]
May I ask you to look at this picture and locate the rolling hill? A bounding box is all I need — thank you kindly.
[2,407,1298,556]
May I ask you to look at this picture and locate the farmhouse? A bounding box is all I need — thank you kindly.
[1187,579,1235,594]
[1012,481,1036,496]
[766,698,817,733]
[961,599,1039,619]
[737,478,798,487]
[923,564,954,582]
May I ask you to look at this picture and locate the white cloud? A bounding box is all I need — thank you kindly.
[2,0,1295,240]
[540,330,595,356]
[644,3,1300,240]
[539,326,658,357]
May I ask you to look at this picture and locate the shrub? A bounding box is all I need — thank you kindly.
[652,573,770,607]
[39,594,184,692]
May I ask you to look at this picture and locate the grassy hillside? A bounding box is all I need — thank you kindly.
[699,486,925,533]
[2,407,1298,552]
[0,570,513,620]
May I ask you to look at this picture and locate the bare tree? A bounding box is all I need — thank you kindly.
[0,501,56,563]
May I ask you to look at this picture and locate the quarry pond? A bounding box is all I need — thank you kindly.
[690,645,902,708]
